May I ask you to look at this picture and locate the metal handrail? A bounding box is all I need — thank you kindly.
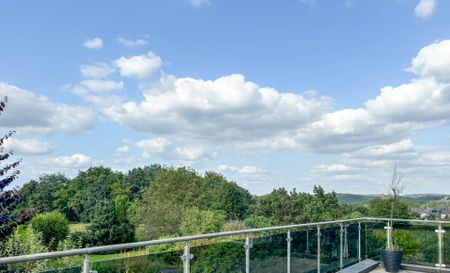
[0,216,448,265]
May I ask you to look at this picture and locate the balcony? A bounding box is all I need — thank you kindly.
[0,217,448,273]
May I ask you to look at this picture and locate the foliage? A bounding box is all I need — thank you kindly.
[122,165,161,199]
[205,172,253,220]
[17,173,68,214]
[180,207,226,235]
[0,96,29,243]
[134,167,210,240]
[30,211,69,250]
[86,198,134,246]
[53,167,122,222]
[368,198,410,219]
[1,225,49,273]
[243,215,274,228]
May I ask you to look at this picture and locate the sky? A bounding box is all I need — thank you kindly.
[1,0,450,195]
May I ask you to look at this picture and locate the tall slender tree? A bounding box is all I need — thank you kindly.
[0,97,28,242]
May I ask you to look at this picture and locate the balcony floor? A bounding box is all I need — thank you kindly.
[371,265,425,273]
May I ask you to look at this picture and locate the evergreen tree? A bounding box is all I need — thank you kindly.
[0,97,29,242]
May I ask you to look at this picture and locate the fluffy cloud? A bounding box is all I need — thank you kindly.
[414,0,436,19]
[105,74,332,144]
[217,164,266,175]
[116,145,130,153]
[408,40,450,83]
[83,37,103,49]
[78,80,124,92]
[188,0,210,7]
[117,36,148,48]
[115,51,162,79]
[49,154,92,168]
[0,82,95,134]
[3,138,52,155]
[81,63,115,79]
[136,137,171,156]
[136,137,207,161]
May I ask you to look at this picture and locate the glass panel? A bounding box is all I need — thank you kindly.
[90,246,183,273]
[393,222,436,266]
[291,229,318,273]
[320,226,340,273]
[344,223,359,266]
[364,221,385,260]
[250,231,287,273]
[190,238,246,273]
[443,223,450,267]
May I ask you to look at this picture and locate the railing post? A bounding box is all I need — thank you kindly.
[306,229,310,253]
[180,241,193,273]
[384,221,392,250]
[435,223,446,268]
[82,255,90,273]
[358,222,362,262]
[344,224,349,258]
[317,226,321,273]
[287,230,292,273]
[245,235,253,273]
[340,223,344,270]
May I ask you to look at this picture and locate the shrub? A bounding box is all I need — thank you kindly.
[30,211,69,250]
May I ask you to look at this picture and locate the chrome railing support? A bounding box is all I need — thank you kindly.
[340,223,344,270]
[435,223,446,268]
[358,222,362,262]
[384,221,392,249]
[82,255,91,273]
[344,224,349,258]
[317,226,321,273]
[180,241,193,273]
[245,235,253,273]
[306,229,310,253]
[287,230,292,273]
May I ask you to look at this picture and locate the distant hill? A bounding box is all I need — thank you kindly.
[337,193,450,205]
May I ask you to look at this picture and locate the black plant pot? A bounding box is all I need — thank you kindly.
[381,249,403,272]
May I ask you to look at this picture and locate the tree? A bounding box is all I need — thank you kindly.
[179,207,226,235]
[133,167,210,240]
[122,165,161,199]
[30,211,69,250]
[18,173,68,214]
[86,199,134,246]
[385,164,406,250]
[0,97,29,242]
[205,172,253,220]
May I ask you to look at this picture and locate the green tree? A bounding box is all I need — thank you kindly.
[18,173,68,213]
[30,211,69,250]
[369,197,410,219]
[134,167,210,240]
[122,165,161,199]
[86,199,134,246]
[206,172,253,220]
[179,207,226,235]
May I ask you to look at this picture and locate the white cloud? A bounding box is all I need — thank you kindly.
[116,36,148,48]
[49,154,92,168]
[116,145,130,153]
[0,82,95,134]
[79,80,124,92]
[414,0,436,19]
[136,137,172,157]
[217,164,266,175]
[174,147,205,161]
[408,40,450,83]
[83,37,103,49]
[104,74,332,145]
[4,138,52,155]
[115,51,162,79]
[81,63,115,79]
[188,0,210,7]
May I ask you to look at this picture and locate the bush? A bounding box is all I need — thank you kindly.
[30,211,69,250]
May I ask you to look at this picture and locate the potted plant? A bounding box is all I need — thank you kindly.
[381,164,405,272]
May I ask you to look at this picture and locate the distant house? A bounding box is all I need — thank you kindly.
[410,207,450,219]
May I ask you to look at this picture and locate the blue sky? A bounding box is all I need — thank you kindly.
[1,0,450,194]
